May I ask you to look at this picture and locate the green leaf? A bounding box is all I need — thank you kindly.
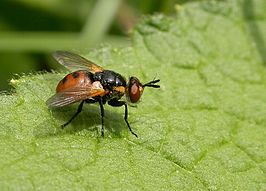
[1,0,266,190]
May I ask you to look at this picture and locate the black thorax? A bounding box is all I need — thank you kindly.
[94,70,126,90]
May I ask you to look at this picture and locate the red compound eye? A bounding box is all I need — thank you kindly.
[128,77,143,103]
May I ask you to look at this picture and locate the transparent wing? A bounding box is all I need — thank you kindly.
[53,51,104,73]
[46,86,105,108]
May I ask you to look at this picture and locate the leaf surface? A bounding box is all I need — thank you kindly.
[1,0,266,190]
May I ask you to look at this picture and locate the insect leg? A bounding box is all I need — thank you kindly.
[61,100,84,128]
[99,98,105,137]
[124,103,138,138]
[108,99,138,138]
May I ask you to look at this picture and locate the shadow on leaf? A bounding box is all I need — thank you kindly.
[243,0,266,65]
[34,103,127,138]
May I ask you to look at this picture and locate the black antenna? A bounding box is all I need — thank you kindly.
[143,79,160,88]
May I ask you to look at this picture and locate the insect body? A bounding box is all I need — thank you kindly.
[46,51,160,137]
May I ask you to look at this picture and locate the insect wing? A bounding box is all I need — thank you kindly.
[46,86,105,108]
[53,51,104,73]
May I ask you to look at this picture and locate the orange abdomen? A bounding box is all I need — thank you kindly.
[56,70,93,92]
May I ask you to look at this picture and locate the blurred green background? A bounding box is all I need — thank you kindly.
[0,0,195,90]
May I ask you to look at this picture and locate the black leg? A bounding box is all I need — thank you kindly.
[99,98,105,137]
[108,99,138,138]
[124,104,138,138]
[61,100,84,128]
